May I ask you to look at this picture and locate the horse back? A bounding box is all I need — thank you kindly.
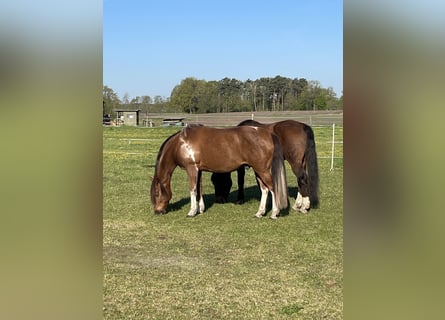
[267,120,308,159]
[179,125,274,172]
[238,120,312,153]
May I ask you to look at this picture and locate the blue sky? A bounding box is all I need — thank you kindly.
[104,0,343,100]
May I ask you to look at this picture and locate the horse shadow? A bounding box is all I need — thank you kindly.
[167,186,297,217]
[223,185,297,217]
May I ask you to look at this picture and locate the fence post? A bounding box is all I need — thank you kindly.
[330,123,335,171]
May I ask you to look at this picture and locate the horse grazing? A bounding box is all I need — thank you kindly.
[150,124,288,219]
[211,119,319,213]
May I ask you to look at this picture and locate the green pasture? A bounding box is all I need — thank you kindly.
[103,124,343,319]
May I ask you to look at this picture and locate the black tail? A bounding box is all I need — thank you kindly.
[304,125,320,208]
[271,134,288,209]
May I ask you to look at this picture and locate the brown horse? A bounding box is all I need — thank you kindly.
[211,119,319,213]
[150,124,288,219]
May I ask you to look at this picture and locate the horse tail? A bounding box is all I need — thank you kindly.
[304,125,320,208]
[272,134,288,209]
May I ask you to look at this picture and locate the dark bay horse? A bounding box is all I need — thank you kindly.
[212,119,319,213]
[150,124,288,219]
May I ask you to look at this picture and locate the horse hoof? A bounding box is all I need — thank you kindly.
[214,197,227,204]
[270,216,278,220]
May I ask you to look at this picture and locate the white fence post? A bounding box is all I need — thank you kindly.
[330,123,335,171]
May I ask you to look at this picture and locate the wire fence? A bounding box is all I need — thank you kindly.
[104,110,343,171]
[138,110,343,127]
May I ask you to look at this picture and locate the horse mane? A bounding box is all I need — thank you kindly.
[154,131,181,176]
[151,131,181,205]
[237,119,265,127]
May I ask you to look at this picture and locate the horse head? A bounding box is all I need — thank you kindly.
[150,176,172,214]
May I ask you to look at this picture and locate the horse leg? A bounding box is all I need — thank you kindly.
[211,172,231,203]
[269,190,280,220]
[254,177,269,218]
[198,170,205,213]
[236,166,245,204]
[294,191,303,211]
[254,172,280,219]
[259,173,280,220]
[291,163,311,213]
[186,169,200,217]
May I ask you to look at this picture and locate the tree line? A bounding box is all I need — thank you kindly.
[103,75,342,116]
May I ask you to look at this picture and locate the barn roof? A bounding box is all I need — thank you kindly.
[114,109,141,112]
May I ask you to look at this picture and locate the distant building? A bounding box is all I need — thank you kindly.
[115,109,140,126]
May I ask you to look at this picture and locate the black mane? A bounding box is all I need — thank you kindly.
[237,119,264,127]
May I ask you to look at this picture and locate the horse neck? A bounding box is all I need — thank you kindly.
[155,136,178,184]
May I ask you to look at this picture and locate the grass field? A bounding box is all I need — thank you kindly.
[103,122,343,319]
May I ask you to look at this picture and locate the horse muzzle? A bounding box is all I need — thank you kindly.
[154,208,167,215]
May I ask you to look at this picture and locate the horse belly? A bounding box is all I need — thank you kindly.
[197,148,245,173]
[199,157,244,173]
